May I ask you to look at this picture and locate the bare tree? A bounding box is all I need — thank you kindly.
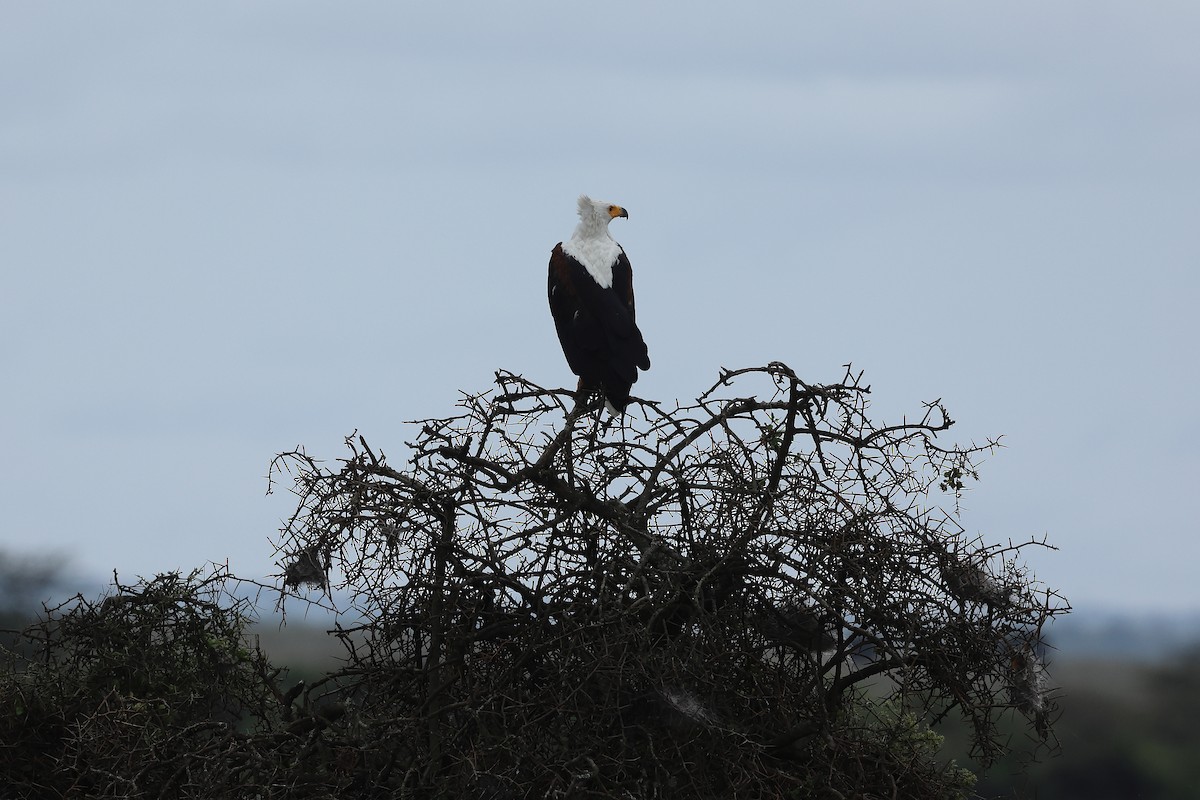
[0,567,280,796]
[270,362,1066,798]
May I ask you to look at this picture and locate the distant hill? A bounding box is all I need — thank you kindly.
[1046,608,1200,661]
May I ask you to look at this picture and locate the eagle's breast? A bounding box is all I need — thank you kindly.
[561,236,619,289]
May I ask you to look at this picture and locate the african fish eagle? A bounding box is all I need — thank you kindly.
[548,195,651,413]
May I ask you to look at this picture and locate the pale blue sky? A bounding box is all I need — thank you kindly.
[2,2,1197,611]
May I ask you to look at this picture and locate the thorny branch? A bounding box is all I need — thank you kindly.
[262,363,1067,797]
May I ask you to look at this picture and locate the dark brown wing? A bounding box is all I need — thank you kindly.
[548,243,590,380]
[611,247,650,370]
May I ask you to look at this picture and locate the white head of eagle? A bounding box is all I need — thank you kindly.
[548,195,650,413]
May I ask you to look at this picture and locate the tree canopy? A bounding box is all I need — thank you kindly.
[1,363,1066,798]
[269,363,1064,797]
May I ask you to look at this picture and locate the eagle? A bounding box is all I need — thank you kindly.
[548,195,650,413]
